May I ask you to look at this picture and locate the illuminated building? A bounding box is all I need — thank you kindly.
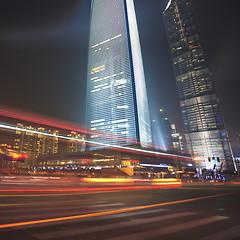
[171,124,184,153]
[14,124,36,157]
[14,124,59,158]
[67,131,85,153]
[152,109,173,151]
[13,124,85,161]
[86,0,152,148]
[36,147,192,174]
[163,0,235,170]
[159,110,173,151]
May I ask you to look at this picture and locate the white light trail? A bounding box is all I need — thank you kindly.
[140,164,169,168]
[0,123,193,161]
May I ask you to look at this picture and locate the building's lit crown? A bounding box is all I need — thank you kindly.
[164,0,172,12]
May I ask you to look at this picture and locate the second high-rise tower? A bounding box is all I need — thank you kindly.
[163,0,235,170]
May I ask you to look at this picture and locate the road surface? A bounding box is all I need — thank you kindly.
[0,177,240,240]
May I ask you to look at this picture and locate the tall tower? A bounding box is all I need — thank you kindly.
[86,0,152,147]
[163,0,235,170]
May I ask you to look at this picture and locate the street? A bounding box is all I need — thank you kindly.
[0,177,240,240]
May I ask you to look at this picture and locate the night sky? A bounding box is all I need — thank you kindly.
[0,0,239,155]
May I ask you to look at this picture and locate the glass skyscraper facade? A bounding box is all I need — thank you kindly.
[163,0,235,170]
[86,0,152,147]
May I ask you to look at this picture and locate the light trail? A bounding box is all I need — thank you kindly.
[152,178,180,182]
[0,106,209,159]
[81,178,134,183]
[0,105,90,135]
[0,184,182,193]
[0,106,208,158]
[0,192,112,197]
[0,105,167,150]
[140,163,169,168]
[0,193,233,229]
[81,178,179,183]
[0,123,194,161]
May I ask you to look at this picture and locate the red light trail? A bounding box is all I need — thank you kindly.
[0,105,167,150]
[0,105,197,161]
[0,122,194,161]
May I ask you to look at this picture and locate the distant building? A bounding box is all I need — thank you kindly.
[67,131,85,153]
[86,0,152,148]
[14,123,85,160]
[152,109,173,151]
[171,124,184,152]
[163,0,235,170]
[14,123,59,158]
[159,109,173,150]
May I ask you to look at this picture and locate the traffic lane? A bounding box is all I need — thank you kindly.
[0,184,238,202]
[0,186,239,211]
[0,187,239,226]
[0,189,240,240]
[37,192,240,240]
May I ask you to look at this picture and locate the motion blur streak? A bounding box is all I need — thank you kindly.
[0,192,232,229]
[0,105,90,134]
[0,105,166,150]
[152,178,179,182]
[153,182,182,185]
[0,184,182,193]
[81,178,179,183]
[0,123,194,161]
[81,178,134,183]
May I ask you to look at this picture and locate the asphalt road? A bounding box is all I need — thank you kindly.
[0,178,240,240]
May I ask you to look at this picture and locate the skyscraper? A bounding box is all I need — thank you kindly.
[171,124,184,153]
[163,0,236,170]
[86,0,152,147]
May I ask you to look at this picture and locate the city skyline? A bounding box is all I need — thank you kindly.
[0,0,239,156]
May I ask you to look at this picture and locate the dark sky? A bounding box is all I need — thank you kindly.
[0,0,240,154]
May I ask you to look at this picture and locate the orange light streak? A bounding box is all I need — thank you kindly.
[81,178,134,183]
[153,182,182,185]
[152,178,179,182]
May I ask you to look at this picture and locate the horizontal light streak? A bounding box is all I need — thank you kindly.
[0,184,182,197]
[152,178,180,182]
[0,105,178,151]
[0,105,91,135]
[0,193,233,229]
[140,164,169,168]
[153,182,182,185]
[0,105,193,152]
[81,178,134,183]
[0,123,193,161]
[81,178,180,183]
